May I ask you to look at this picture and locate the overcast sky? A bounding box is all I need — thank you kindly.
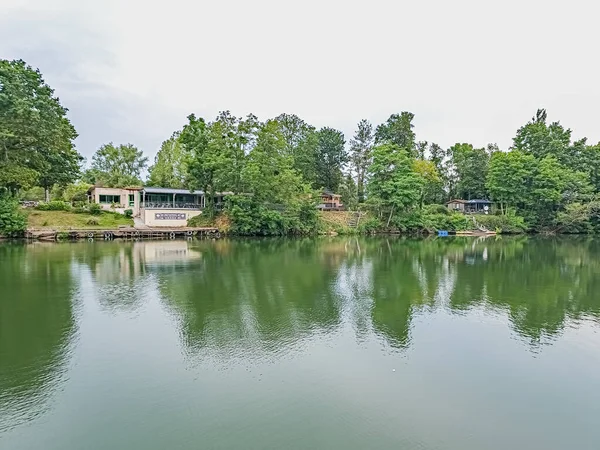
[2,0,599,163]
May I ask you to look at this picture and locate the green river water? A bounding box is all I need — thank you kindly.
[0,237,599,450]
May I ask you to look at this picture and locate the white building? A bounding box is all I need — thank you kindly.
[88,186,228,227]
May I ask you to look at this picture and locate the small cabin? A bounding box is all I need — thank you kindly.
[318,191,344,211]
[446,199,492,214]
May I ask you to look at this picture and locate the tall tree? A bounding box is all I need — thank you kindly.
[87,143,148,187]
[275,113,318,185]
[349,119,374,203]
[368,144,422,226]
[147,133,188,188]
[529,156,592,229]
[314,127,346,192]
[513,108,581,170]
[208,111,257,193]
[486,150,536,214]
[37,146,82,201]
[374,112,416,155]
[0,59,80,194]
[242,120,305,203]
[180,114,218,215]
[413,159,442,208]
[448,143,489,199]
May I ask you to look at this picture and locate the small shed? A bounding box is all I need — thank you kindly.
[446,199,467,212]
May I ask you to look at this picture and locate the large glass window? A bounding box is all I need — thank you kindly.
[99,195,121,204]
[147,194,171,203]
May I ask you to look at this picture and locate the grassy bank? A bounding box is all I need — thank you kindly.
[27,210,133,230]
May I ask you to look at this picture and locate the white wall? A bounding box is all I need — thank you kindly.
[142,209,201,227]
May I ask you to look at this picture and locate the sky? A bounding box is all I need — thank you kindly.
[2,0,599,164]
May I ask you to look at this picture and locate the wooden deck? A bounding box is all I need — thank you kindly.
[26,227,220,241]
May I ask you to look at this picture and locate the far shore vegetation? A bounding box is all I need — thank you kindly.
[2,59,600,237]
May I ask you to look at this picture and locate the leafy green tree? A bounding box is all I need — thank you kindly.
[0,196,27,236]
[38,147,82,201]
[147,133,188,188]
[486,150,536,214]
[180,114,218,215]
[374,112,416,154]
[448,143,489,199]
[413,159,443,208]
[529,156,592,229]
[61,182,92,204]
[0,59,80,194]
[207,111,257,193]
[314,127,346,192]
[242,120,305,203]
[349,119,374,203]
[275,113,318,184]
[579,143,600,193]
[368,143,422,226]
[513,108,582,170]
[338,173,358,210]
[88,143,147,187]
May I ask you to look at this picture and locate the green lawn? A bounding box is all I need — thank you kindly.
[27,210,134,230]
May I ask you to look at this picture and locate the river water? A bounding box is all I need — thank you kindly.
[1,237,599,449]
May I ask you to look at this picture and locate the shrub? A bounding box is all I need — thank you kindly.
[19,186,45,202]
[357,216,381,233]
[476,212,527,234]
[225,194,317,236]
[423,204,450,216]
[124,209,133,218]
[36,200,72,211]
[86,217,100,225]
[88,203,102,215]
[0,197,27,236]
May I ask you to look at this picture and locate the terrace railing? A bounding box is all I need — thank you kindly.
[141,202,224,210]
[142,202,202,209]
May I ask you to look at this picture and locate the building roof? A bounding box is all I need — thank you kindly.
[88,185,142,193]
[141,187,204,195]
[446,199,491,204]
[466,199,492,204]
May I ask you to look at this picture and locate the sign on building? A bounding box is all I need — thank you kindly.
[155,213,186,220]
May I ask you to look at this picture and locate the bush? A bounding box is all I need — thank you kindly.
[88,203,102,215]
[124,209,133,218]
[36,200,72,211]
[476,212,527,234]
[225,194,318,236]
[357,216,382,233]
[423,204,450,216]
[20,186,45,202]
[0,197,27,236]
[86,217,100,225]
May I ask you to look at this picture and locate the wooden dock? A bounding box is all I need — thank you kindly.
[26,227,221,242]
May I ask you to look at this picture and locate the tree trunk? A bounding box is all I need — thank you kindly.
[386,206,395,227]
[45,187,50,202]
[357,175,364,204]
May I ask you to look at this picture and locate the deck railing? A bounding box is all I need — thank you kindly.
[142,202,202,209]
[141,202,224,210]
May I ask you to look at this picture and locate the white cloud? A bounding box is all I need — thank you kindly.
[2,0,599,162]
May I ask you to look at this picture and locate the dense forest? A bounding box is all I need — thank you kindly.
[2,59,600,235]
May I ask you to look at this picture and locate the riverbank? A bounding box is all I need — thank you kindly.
[25,227,220,241]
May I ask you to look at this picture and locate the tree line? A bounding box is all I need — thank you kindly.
[2,59,600,234]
